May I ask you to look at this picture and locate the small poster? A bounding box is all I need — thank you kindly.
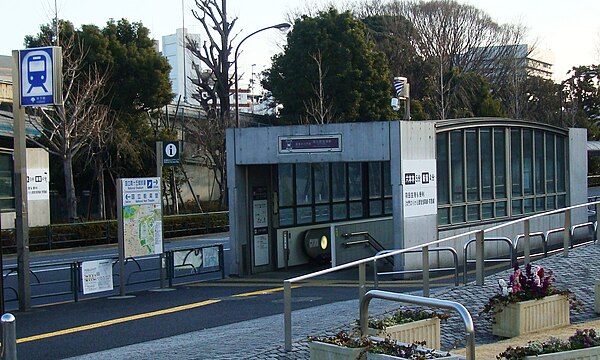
[82,259,114,294]
[402,159,437,218]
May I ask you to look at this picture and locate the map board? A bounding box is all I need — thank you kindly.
[118,177,163,258]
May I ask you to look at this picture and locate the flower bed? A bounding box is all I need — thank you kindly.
[498,328,600,359]
[366,309,446,349]
[309,331,463,360]
[481,264,578,338]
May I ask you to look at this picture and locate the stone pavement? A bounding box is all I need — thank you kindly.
[66,243,600,360]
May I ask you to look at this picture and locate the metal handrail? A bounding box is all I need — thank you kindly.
[463,237,514,284]
[513,232,546,259]
[373,247,459,288]
[283,200,600,351]
[359,290,473,360]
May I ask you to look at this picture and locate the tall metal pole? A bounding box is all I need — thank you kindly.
[12,51,31,311]
[234,23,291,128]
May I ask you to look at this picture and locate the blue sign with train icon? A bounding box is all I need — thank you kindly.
[19,47,60,106]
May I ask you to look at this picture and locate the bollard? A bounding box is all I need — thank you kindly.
[1,313,17,360]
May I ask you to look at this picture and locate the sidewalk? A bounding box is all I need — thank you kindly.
[66,243,600,359]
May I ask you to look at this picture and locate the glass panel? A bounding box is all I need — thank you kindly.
[524,198,534,213]
[536,196,546,211]
[348,163,362,200]
[511,129,522,196]
[315,205,330,222]
[547,195,556,209]
[556,136,566,192]
[481,128,493,200]
[333,203,347,220]
[437,133,449,204]
[278,164,294,206]
[0,198,14,209]
[383,162,392,197]
[494,129,506,198]
[296,206,313,224]
[331,163,347,201]
[557,194,566,208]
[523,129,533,196]
[466,129,479,201]
[482,203,493,219]
[368,162,382,198]
[512,199,523,215]
[369,200,382,216]
[451,206,465,224]
[546,133,555,193]
[495,201,507,217]
[438,208,450,225]
[313,163,330,204]
[295,163,312,205]
[467,204,479,221]
[535,131,545,194]
[384,199,392,215]
[451,130,464,203]
[279,208,294,226]
[349,201,363,218]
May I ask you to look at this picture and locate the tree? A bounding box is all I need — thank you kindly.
[264,8,394,123]
[184,0,235,207]
[562,65,600,134]
[399,0,526,119]
[25,19,173,220]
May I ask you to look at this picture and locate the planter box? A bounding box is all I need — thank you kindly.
[492,294,570,338]
[523,346,600,359]
[368,351,463,360]
[369,317,441,350]
[309,341,366,360]
[595,279,600,313]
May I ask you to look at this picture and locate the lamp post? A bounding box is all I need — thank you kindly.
[234,22,291,127]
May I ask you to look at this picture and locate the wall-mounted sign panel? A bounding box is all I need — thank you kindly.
[402,159,437,218]
[278,134,342,153]
[19,46,62,106]
[26,168,49,201]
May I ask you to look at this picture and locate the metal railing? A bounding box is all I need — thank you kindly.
[373,247,460,291]
[463,237,514,284]
[359,290,473,360]
[283,200,600,351]
[2,244,224,307]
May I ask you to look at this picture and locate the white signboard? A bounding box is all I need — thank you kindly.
[252,199,268,228]
[82,259,114,294]
[402,159,437,218]
[120,177,163,257]
[26,168,49,201]
[253,234,269,267]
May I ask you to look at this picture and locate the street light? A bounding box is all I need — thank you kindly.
[234,22,291,127]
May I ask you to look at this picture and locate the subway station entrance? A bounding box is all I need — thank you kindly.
[226,119,587,276]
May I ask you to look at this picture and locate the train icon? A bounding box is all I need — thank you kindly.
[27,55,48,93]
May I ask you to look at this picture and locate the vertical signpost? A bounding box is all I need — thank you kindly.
[12,46,62,311]
[116,177,163,297]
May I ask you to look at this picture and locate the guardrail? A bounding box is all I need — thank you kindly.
[2,244,224,307]
[283,200,600,351]
[373,247,460,292]
[463,237,514,284]
[359,290,473,360]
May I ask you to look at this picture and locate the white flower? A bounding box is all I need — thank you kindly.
[498,279,509,296]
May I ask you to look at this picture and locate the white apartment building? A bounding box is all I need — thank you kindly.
[162,28,201,104]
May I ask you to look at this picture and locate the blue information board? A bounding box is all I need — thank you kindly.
[19,47,60,107]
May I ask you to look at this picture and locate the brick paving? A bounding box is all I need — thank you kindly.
[67,243,600,360]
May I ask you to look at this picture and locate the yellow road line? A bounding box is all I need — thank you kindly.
[232,285,300,297]
[17,299,221,344]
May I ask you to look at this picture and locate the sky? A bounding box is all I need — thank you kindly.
[1,0,599,85]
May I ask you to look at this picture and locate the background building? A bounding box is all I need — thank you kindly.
[162,28,201,104]
[468,43,555,80]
